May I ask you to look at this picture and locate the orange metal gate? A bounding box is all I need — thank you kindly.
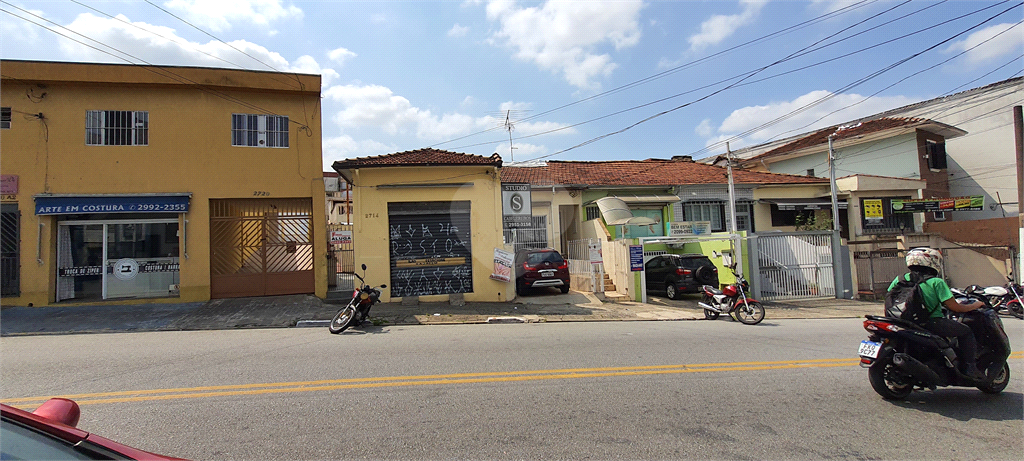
[210,198,314,298]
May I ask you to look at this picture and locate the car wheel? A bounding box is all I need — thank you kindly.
[560,283,570,293]
[516,278,527,295]
[666,282,682,300]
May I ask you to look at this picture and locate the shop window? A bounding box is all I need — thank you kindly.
[232,113,289,148]
[926,140,947,170]
[86,110,148,146]
[1,107,11,129]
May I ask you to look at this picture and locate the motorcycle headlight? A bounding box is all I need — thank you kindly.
[360,292,369,300]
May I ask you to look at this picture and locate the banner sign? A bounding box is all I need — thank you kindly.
[629,245,644,271]
[490,248,514,282]
[35,195,190,215]
[501,183,532,229]
[330,230,352,245]
[862,199,884,222]
[589,241,602,265]
[669,221,712,237]
[891,196,984,213]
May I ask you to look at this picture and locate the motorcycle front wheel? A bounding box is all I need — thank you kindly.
[328,305,357,334]
[734,301,765,325]
[1007,301,1023,319]
[868,353,913,400]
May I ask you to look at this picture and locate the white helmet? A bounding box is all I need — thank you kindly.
[906,247,942,273]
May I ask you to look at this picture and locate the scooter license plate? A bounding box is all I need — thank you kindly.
[858,340,882,358]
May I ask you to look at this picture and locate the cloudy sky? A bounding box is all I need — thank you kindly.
[2,0,1021,170]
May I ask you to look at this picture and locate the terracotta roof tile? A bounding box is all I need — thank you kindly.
[501,159,826,186]
[333,148,502,170]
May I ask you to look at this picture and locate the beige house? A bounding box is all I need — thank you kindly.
[1,60,327,306]
[332,149,513,303]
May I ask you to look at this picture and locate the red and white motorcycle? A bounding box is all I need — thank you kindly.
[698,264,765,325]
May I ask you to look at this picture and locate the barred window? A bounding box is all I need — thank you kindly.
[86,110,148,146]
[1,107,11,129]
[682,201,725,232]
[232,114,289,148]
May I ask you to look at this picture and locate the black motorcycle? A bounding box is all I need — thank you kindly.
[858,293,1011,399]
[329,264,386,334]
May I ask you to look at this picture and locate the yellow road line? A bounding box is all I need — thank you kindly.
[6,353,1022,407]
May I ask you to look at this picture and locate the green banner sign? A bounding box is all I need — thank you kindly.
[890,196,984,213]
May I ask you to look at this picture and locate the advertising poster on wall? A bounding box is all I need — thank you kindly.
[490,248,514,282]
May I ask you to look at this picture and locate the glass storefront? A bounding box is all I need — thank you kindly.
[57,218,180,302]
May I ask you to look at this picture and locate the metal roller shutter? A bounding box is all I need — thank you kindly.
[388,201,473,297]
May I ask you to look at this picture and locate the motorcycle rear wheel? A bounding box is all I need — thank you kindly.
[702,295,719,320]
[734,301,765,325]
[868,355,913,400]
[328,306,357,334]
[977,362,1010,394]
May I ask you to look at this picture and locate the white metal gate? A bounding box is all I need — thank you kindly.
[756,232,834,301]
[566,238,603,293]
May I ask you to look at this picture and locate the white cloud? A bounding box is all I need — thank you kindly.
[694,119,714,138]
[57,14,339,85]
[485,0,644,90]
[163,0,303,32]
[945,23,1023,65]
[327,47,357,66]
[448,23,470,37]
[0,3,43,43]
[688,0,766,52]
[709,90,917,147]
[323,135,395,167]
[498,142,547,162]
[323,84,573,141]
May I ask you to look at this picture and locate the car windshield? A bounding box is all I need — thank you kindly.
[526,252,563,265]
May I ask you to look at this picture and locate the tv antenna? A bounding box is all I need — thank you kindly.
[504,110,516,162]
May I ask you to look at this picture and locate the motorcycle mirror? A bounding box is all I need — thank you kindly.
[381,284,387,289]
[361,264,367,271]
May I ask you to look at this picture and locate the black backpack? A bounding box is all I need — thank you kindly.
[885,272,933,321]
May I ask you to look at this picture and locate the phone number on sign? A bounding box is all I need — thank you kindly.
[134,204,187,212]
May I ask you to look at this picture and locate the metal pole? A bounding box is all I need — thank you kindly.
[726,142,742,277]
[828,134,840,231]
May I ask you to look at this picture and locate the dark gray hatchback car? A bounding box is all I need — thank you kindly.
[644,254,719,299]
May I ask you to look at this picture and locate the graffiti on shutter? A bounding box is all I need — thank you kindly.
[388,201,473,297]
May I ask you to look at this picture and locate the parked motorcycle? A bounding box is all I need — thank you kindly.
[698,264,765,325]
[329,264,386,334]
[858,292,1011,400]
[963,277,1023,319]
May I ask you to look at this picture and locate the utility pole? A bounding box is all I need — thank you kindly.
[1014,105,1022,278]
[726,143,742,277]
[827,133,841,231]
[828,131,849,298]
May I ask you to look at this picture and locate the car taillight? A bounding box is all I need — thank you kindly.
[522,262,534,271]
[557,261,567,270]
[676,268,692,276]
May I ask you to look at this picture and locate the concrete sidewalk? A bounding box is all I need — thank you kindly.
[0,291,886,336]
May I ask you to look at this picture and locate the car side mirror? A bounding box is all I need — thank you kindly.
[33,398,81,428]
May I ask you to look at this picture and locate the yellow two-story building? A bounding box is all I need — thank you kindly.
[1,60,327,306]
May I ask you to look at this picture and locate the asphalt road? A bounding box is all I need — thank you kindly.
[2,318,1022,460]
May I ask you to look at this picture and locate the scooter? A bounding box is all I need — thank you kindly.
[858,292,1011,400]
[329,264,386,334]
[698,264,765,325]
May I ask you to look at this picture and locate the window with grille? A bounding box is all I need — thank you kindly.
[585,206,601,221]
[86,110,148,145]
[1,107,11,129]
[682,201,725,232]
[232,114,289,148]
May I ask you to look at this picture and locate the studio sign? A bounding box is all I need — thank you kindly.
[501,183,532,228]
